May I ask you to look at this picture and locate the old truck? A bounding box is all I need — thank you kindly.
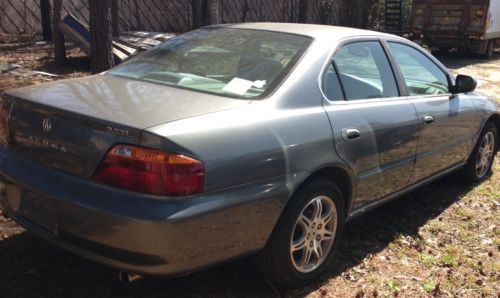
[411,0,500,58]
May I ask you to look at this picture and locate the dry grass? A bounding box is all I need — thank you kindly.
[0,36,498,298]
[295,159,499,298]
[0,34,89,94]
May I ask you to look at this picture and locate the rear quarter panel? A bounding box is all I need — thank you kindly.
[142,98,337,195]
[141,38,351,203]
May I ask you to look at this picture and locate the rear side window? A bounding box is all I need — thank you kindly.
[333,41,399,100]
[387,42,449,96]
[323,63,344,101]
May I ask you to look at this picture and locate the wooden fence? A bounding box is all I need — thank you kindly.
[0,0,42,34]
[0,0,330,35]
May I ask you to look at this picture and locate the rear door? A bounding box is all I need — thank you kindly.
[385,40,478,182]
[321,39,419,210]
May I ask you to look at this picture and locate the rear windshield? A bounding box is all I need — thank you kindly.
[109,28,312,99]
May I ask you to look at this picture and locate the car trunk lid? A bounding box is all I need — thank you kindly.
[3,74,248,178]
[4,97,142,178]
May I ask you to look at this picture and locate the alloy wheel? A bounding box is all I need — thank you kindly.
[476,131,495,178]
[290,195,337,273]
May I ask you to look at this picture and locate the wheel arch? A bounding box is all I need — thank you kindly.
[488,113,500,151]
[291,165,355,219]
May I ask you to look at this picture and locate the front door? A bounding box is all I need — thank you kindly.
[385,41,479,182]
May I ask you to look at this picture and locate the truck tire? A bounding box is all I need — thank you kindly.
[432,47,451,56]
[482,40,495,59]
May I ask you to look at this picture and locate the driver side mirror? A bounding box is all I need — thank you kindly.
[453,75,477,94]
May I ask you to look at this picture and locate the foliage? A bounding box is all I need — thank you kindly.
[402,0,414,31]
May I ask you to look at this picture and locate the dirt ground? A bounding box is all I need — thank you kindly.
[0,36,499,298]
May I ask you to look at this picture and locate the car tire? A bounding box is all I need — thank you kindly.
[255,178,345,288]
[460,121,498,183]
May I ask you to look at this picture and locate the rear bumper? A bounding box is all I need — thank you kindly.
[0,147,299,275]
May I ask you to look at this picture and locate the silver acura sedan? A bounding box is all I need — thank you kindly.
[0,23,498,288]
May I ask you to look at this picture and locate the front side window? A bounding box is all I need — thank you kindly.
[333,41,399,100]
[110,28,311,99]
[387,42,449,96]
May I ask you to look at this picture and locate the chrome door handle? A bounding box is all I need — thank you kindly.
[342,128,361,140]
[423,115,435,125]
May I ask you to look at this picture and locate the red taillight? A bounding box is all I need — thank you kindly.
[93,144,205,196]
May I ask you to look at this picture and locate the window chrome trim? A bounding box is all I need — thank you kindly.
[318,35,455,105]
[382,38,454,91]
[319,36,402,104]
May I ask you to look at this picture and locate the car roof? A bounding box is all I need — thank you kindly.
[211,23,400,41]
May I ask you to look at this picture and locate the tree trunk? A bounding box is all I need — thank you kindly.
[241,0,248,22]
[207,0,219,25]
[52,0,66,65]
[320,0,336,24]
[192,0,203,28]
[298,0,308,23]
[89,0,114,74]
[111,0,119,37]
[40,0,52,41]
[336,0,375,28]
